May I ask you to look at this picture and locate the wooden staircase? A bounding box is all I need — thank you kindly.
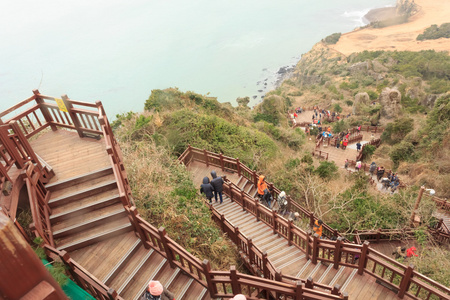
[48,167,210,299]
[213,196,363,297]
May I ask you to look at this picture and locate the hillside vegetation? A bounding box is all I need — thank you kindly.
[112,46,450,285]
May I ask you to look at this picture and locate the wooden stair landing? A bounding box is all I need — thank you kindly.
[45,154,209,298]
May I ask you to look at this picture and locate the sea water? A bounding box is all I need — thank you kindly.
[0,0,395,117]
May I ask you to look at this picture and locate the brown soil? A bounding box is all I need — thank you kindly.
[329,0,450,56]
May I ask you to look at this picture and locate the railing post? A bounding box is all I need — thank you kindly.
[107,288,118,300]
[275,269,282,299]
[128,206,149,248]
[220,214,226,232]
[333,237,343,269]
[305,234,311,261]
[61,94,84,138]
[203,149,209,166]
[236,158,241,177]
[287,218,293,246]
[295,281,304,300]
[235,226,240,248]
[248,238,254,265]
[230,266,241,295]
[358,241,370,275]
[309,212,315,229]
[312,234,318,264]
[272,209,277,235]
[158,227,176,268]
[305,277,314,289]
[33,89,57,131]
[241,190,246,212]
[398,264,414,298]
[219,153,224,171]
[252,170,258,187]
[262,251,269,278]
[331,284,341,295]
[255,199,260,222]
[202,260,217,297]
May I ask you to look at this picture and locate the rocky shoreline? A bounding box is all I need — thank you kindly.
[363,6,398,23]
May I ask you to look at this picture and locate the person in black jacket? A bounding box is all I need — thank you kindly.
[210,170,224,204]
[200,177,215,203]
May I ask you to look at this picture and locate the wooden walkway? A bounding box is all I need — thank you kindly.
[187,161,413,299]
[31,130,210,300]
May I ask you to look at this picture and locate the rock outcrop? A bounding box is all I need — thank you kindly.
[352,92,370,115]
[379,88,402,119]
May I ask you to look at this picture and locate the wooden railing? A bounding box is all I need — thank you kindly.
[179,146,450,299]
[356,138,381,161]
[127,207,346,299]
[23,163,54,247]
[44,245,122,300]
[352,228,416,244]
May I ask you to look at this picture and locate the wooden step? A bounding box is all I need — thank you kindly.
[56,221,132,252]
[52,209,127,239]
[103,238,142,284]
[296,260,311,278]
[115,248,156,294]
[51,189,120,216]
[341,268,358,293]
[46,166,113,191]
[49,179,117,208]
[177,278,194,299]
[130,258,168,300]
[50,194,121,223]
[236,176,245,188]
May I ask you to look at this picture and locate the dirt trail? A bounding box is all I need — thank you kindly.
[329,0,450,55]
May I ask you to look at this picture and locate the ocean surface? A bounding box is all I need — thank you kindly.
[0,0,395,118]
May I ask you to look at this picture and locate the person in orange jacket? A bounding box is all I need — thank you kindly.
[313,219,323,238]
[257,175,268,199]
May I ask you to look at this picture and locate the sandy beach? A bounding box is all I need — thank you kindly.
[329,0,450,56]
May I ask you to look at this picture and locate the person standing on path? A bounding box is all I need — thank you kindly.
[377,166,385,181]
[200,176,215,204]
[140,281,174,300]
[257,175,268,199]
[356,141,362,151]
[210,170,224,204]
[313,219,323,238]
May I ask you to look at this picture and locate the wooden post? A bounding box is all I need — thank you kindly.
[236,158,241,176]
[241,190,246,211]
[309,212,315,229]
[61,94,84,138]
[202,260,217,298]
[230,266,241,295]
[107,289,118,300]
[247,238,254,265]
[33,89,57,131]
[158,227,176,268]
[295,282,304,300]
[305,277,314,289]
[234,226,240,248]
[305,234,311,261]
[203,149,209,166]
[398,264,414,298]
[312,234,318,264]
[358,241,370,275]
[331,284,341,295]
[262,251,268,278]
[253,170,258,186]
[287,218,293,246]
[129,207,149,248]
[219,153,224,171]
[0,214,67,299]
[333,237,343,269]
[255,199,260,222]
[272,209,277,234]
[275,269,282,299]
[220,214,226,232]
[410,186,425,227]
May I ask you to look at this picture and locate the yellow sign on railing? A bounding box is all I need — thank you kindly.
[55,98,68,113]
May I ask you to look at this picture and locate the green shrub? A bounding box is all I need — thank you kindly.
[417,23,450,41]
[314,161,338,180]
[362,144,376,161]
[367,90,379,100]
[345,100,354,106]
[389,141,415,168]
[333,103,342,113]
[254,113,279,125]
[328,85,339,94]
[381,117,414,145]
[323,32,342,44]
